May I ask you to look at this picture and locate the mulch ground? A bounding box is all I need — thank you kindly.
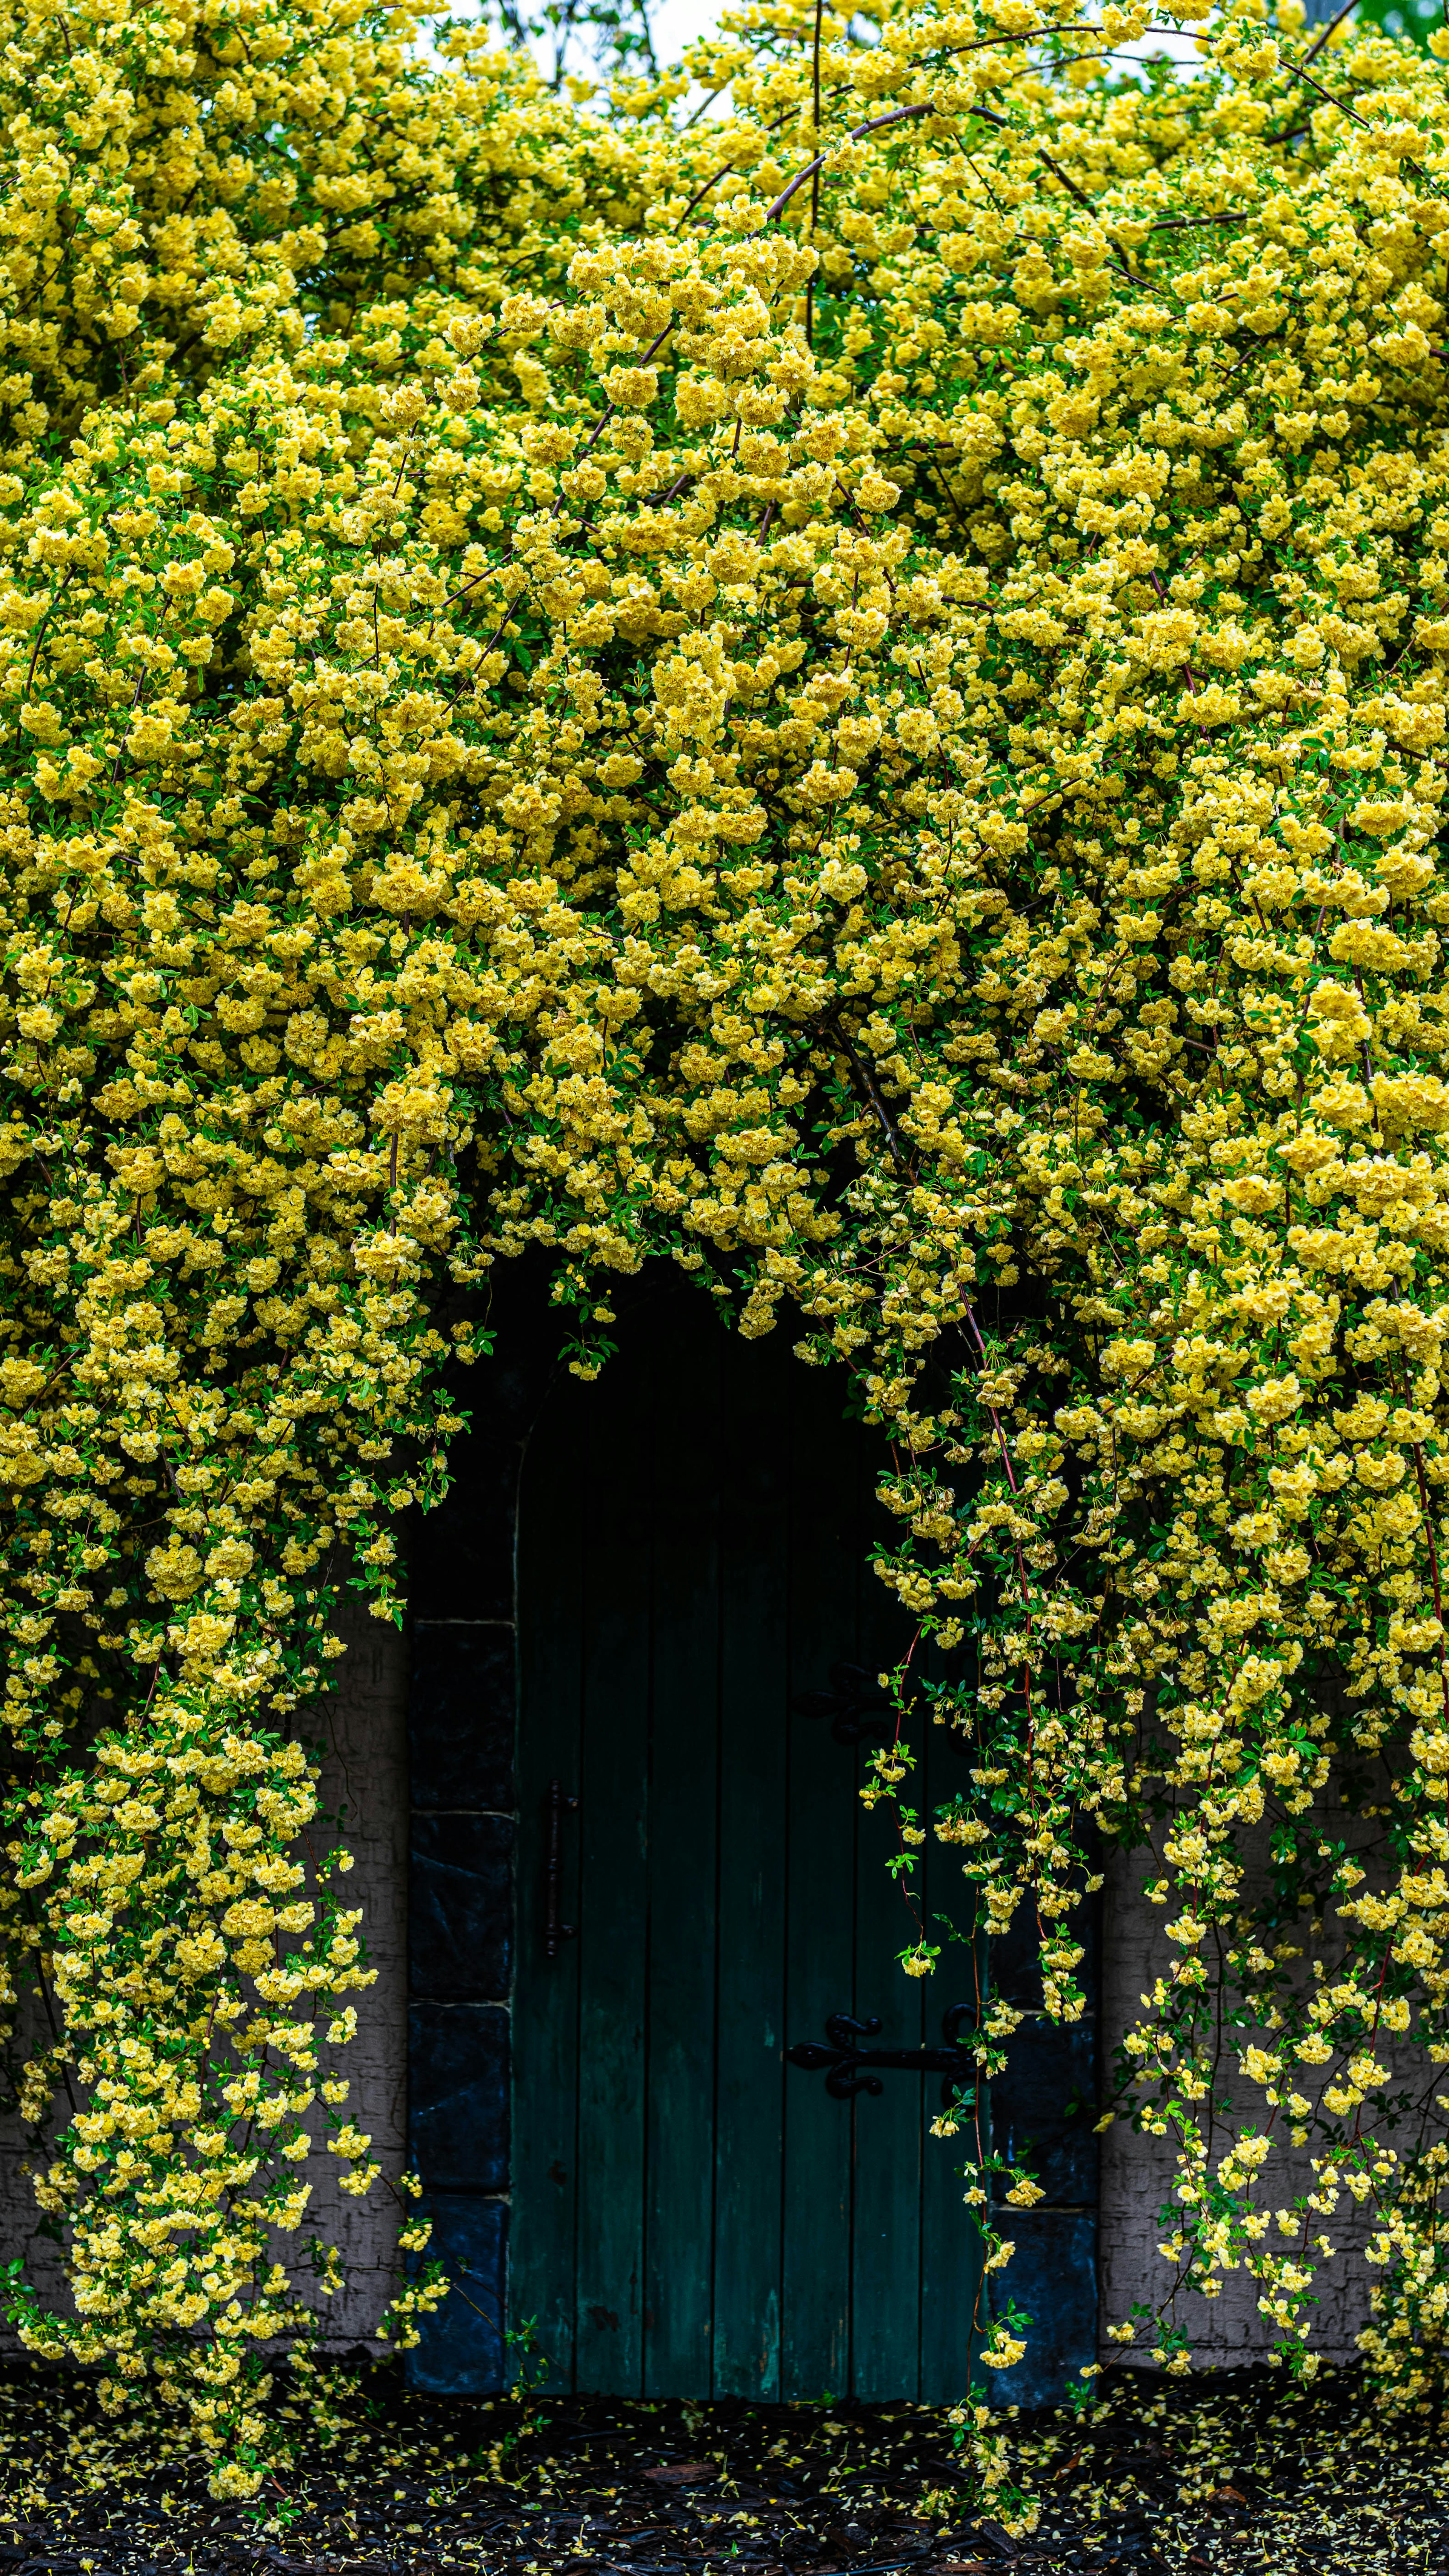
[0,2360,1445,2574]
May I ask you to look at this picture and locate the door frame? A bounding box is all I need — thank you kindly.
[401,1267,1100,2404]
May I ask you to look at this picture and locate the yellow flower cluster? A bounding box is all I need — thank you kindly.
[5,0,1449,2485]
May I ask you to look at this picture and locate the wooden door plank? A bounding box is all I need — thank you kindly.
[517,1297,1002,2413]
[711,1327,791,2397]
[512,1377,586,2391]
[572,1345,653,2395]
[848,1434,925,2400]
[643,1302,722,2398]
[779,1368,861,2401]
[919,1664,986,2403]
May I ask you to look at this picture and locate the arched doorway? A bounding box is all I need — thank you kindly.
[405,1275,1099,2405]
[515,1292,977,2399]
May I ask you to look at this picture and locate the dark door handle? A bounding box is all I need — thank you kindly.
[787,2005,977,2104]
[546,1778,579,1959]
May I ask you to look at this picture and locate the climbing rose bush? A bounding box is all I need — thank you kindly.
[5,0,1449,2494]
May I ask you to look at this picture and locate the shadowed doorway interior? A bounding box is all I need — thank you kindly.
[511,1289,987,2400]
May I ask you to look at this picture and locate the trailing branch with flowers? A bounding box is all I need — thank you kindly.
[3,0,1449,2502]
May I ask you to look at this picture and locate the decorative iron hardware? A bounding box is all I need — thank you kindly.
[545,1778,579,1959]
[791,1659,896,1746]
[787,2003,976,2105]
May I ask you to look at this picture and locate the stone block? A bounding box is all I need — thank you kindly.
[410,1812,513,2002]
[408,1439,519,1624]
[991,2208,1097,2410]
[409,1624,516,1814]
[407,2191,508,2394]
[408,2000,509,2191]
[991,2020,1099,2209]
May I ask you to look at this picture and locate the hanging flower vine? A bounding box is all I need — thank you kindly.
[3,0,1449,2502]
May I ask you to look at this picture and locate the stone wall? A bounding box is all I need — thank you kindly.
[0,1589,411,2356]
[394,1297,1385,2395]
[401,1299,560,2392]
[1097,1834,1414,2373]
[309,1588,411,2349]
[0,1279,1404,2388]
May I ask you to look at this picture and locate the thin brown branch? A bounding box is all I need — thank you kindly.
[831,1013,911,1179]
[1302,0,1360,66]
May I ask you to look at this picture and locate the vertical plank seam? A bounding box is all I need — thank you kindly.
[640,1365,657,2404]
[569,1402,588,2393]
[775,1355,793,2404]
[710,1323,725,2397]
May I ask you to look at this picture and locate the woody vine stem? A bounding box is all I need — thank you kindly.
[2,0,1449,2521]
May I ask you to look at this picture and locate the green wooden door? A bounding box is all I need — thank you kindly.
[511,1291,986,2400]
